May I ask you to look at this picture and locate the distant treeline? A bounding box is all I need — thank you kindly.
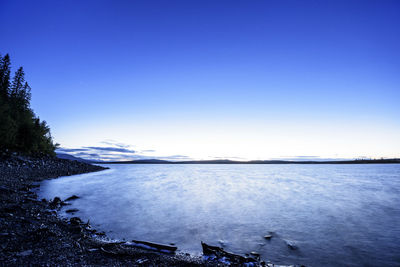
[99,158,400,164]
[0,53,57,155]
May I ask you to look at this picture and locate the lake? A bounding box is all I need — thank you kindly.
[39,164,400,266]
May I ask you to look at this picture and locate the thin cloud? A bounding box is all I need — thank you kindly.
[75,152,101,158]
[84,146,136,154]
[57,148,89,153]
[154,155,191,161]
[212,156,247,160]
[56,142,192,162]
[100,140,131,148]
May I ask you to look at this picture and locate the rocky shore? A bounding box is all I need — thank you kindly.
[0,154,208,266]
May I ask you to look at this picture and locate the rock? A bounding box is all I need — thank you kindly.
[69,217,82,225]
[25,197,39,202]
[65,195,80,201]
[136,258,148,264]
[61,203,71,207]
[66,208,79,213]
[100,247,117,255]
[250,251,260,257]
[0,185,13,193]
[218,239,226,246]
[264,234,272,240]
[16,250,32,256]
[201,242,257,264]
[286,241,298,250]
[50,197,62,208]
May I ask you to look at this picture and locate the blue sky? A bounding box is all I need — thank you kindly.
[1,0,399,161]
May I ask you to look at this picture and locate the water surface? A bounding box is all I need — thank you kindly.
[39,164,400,266]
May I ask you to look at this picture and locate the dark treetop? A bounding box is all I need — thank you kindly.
[0,53,57,156]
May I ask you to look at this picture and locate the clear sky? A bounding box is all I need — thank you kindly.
[1,0,399,161]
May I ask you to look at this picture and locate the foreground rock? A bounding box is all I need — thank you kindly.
[0,154,208,266]
[201,242,259,265]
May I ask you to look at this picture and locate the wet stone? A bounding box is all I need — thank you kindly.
[250,252,260,256]
[65,195,80,201]
[16,250,32,257]
[66,209,79,213]
[70,217,82,225]
[286,241,298,250]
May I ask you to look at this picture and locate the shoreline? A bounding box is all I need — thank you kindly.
[0,154,209,266]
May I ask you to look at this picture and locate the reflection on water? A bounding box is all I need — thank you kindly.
[39,164,400,266]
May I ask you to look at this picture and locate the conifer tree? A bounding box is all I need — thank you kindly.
[10,67,27,109]
[0,54,11,99]
[0,53,57,155]
[0,54,16,150]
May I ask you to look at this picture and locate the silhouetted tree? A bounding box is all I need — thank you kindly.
[0,53,11,99]
[10,67,31,112]
[0,54,16,150]
[0,53,57,155]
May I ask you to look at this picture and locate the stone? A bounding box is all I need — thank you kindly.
[250,251,260,257]
[65,195,80,201]
[16,250,32,256]
[69,217,82,225]
[286,241,298,250]
[66,208,79,213]
[50,197,62,208]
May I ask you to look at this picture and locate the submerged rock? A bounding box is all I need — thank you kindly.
[65,195,79,201]
[66,209,79,213]
[286,240,298,250]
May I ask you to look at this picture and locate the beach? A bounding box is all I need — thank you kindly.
[0,154,207,266]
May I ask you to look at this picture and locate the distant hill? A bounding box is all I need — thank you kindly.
[99,158,400,164]
[56,153,93,163]
[97,159,170,164]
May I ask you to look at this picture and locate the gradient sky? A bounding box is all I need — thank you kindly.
[1,0,399,161]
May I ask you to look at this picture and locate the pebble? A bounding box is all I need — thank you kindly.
[16,250,32,257]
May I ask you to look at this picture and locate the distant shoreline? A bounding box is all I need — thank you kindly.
[96,158,400,165]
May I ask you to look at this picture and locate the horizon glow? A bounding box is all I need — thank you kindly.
[1,0,399,161]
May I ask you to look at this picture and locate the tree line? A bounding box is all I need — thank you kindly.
[0,53,57,155]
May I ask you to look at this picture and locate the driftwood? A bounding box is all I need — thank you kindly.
[129,240,178,252]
